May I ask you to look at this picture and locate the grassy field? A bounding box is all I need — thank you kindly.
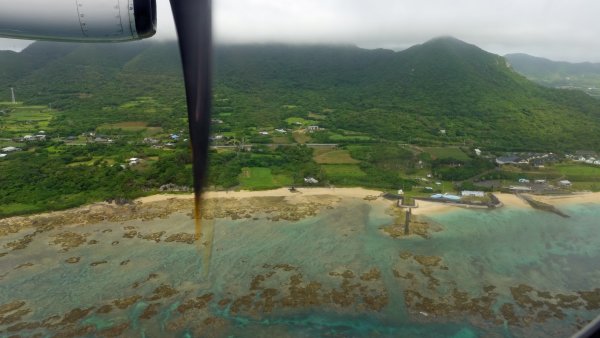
[314,149,360,164]
[285,117,315,126]
[0,104,54,136]
[421,147,471,161]
[292,131,312,144]
[321,164,366,179]
[308,112,326,120]
[0,203,43,217]
[554,163,600,181]
[271,135,292,144]
[239,167,293,190]
[97,121,163,135]
[328,132,372,142]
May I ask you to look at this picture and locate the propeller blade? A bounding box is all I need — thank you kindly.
[169,0,212,219]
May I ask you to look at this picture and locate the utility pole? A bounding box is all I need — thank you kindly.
[10,88,16,104]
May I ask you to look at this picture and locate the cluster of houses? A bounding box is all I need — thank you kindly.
[258,129,289,136]
[0,146,22,158]
[567,153,600,166]
[508,178,572,193]
[119,157,143,169]
[143,135,180,148]
[12,131,47,143]
[496,152,559,167]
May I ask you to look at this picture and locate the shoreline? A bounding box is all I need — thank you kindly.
[3,189,600,227]
[411,192,600,217]
[136,187,384,204]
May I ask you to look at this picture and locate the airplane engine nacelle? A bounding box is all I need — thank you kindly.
[0,0,156,42]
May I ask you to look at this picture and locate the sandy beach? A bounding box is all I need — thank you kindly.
[410,200,455,216]
[136,187,384,204]
[528,192,600,206]
[3,189,600,234]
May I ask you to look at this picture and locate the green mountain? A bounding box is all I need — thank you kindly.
[2,37,600,151]
[505,53,600,98]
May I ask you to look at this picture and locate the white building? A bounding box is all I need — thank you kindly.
[461,191,485,198]
[0,154,7,158]
[559,180,572,187]
[474,149,482,156]
[128,157,141,165]
[1,146,20,152]
[304,177,319,184]
[518,178,530,183]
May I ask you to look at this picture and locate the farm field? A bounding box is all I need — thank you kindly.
[0,103,55,136]
[97,121,163,135]
[321,164,366,179]
[239,167,293,190]
[421,146,471,161]
[313,149,360,164]
[554,164,600,181]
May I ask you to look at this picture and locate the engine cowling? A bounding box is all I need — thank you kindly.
[0,0,156,42]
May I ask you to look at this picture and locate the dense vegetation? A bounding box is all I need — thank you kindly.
[1,38,600,150]
[505,53,600,98]
[2,37,600,217]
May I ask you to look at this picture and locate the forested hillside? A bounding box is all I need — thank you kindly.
[1,37,600,150]
[3,37,600,217]
[505,53,600,98]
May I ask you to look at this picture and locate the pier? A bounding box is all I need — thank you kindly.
[397,196,418,235]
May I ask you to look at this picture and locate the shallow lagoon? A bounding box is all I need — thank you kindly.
[1,197,599,337]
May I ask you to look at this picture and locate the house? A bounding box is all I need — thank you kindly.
[0,154,7,158]
[170,134,180,141]
[259,131,269,136]
[496,156,520,165]
[128,157,141,165]
[275,129,287,134]
[307,126,320,132]
[461,191,485,198]
[1,146,20,153]
[474,149,482,156]
[534,179,546,184]
[304,177,319,184]
[94,137,109,143]
[143,138,160,145]
[559,180,572,187]
[439,129,446,135]
[518,178,530,183]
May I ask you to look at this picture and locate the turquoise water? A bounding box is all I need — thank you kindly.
[1,200,599,337]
